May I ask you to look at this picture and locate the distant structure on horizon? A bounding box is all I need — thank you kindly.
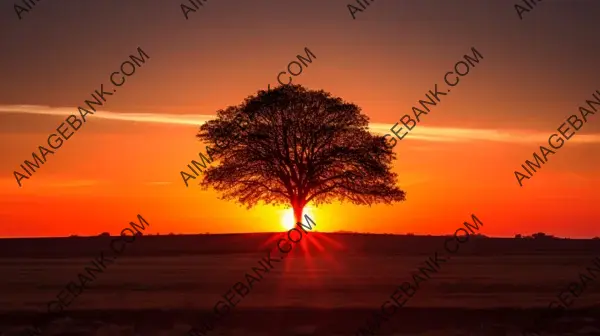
[515,232,559,239]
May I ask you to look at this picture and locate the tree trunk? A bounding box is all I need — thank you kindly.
[293,203,304,225]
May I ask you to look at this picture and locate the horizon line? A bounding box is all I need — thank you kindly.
[1,231,598,240]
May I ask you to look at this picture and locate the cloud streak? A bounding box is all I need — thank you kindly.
[2,105,600,144]
[368,123,600,144]
[0,105,215,126]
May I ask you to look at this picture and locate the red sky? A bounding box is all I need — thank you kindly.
[0,0,599,238]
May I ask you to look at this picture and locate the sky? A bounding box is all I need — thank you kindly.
[0,0,599,238]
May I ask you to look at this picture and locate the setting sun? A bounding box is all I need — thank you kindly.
[280,207,316,231]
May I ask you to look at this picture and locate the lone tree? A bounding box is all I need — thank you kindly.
[197,84,406,224]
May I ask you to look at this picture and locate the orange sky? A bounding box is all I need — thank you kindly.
[0,0,599,238]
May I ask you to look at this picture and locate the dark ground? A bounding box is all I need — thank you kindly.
[0,233,599,335]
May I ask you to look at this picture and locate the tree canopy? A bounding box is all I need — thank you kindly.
[197,84,406,222]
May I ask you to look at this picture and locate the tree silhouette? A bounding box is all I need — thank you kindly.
[198,84,406,223]
[532,232,554,239]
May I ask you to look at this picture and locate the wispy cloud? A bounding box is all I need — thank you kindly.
[145,181,173,186]
[0,105,215,126]
[0,179,102,192]
[44,180,102,188]
[368,123,600,144]
[0,179,175,191]
[2,105,600,144]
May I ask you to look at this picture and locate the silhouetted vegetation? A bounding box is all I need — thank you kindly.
[532,232,555,239]
[198,84,406,223]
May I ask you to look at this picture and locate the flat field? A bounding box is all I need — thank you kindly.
[0,233,599,335]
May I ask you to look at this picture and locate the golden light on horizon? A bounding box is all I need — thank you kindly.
[280,206,316,231]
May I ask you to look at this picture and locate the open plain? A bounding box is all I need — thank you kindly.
[0,233,599,335]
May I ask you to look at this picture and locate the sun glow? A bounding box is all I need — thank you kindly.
[280,207,315,231]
